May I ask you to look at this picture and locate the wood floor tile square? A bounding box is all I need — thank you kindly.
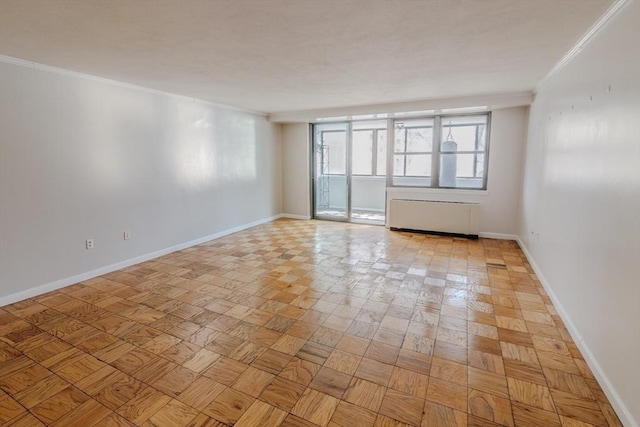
[549,389,607,426]
[235,399,287,427]
[537,351,581,375]
[388,366,428,398]
[468,389,514,426]
[402,333,435,355]
[343,377,386,412]
[279,357,321,386]
[431,357,467,386]
[147,399,199,426]
[433,340,467,364]
[503,359,546,385]
[0,363,51,394]
[133,356,177,383]
[50,398,111,427]
[259,376,306,411]
[468,366,509,398]
[511,402,561,427]
[296,341,333,365]
[281,413,323,427]
[13,374,70,409]
[271,334,308,355]
[202,356,248,385]
[29,386,89,424]
[336,331,370,356]
[111,347,156,376]
[177,377,226,411]
[309,366,351,399]
[422,401,467,427]
[543,367,594,399]
[330,400,377,427]
[182,413,227,427]
[251,348,293,375]
[0,395,25,424]
[202,388,255,425]
[365,341,401,365]
[248,327,283,347]
[355,357,394,386]
[231,366,275,397]
[395,348,432,375]
[507,377,555,412]
[379,388,424,425]
[152,365,199,398]
[532,335,571,356]
[324,348,362,375]
[291,388,340,427]
[426,377,467,412]
[117,386,172,425]
[94,375,146,411]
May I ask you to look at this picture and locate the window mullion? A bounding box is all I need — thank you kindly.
[432,116,441,188]
[372,129,377,176]
[474,125,479,178]
[387,119,394,186]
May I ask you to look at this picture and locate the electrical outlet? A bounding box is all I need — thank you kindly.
[86,239,94,249]
[123,231,130,240]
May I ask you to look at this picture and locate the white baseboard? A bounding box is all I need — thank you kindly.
[515,237,637,427]
[0,214,282,308]
[280,213,311,220]
[478,232,518,240]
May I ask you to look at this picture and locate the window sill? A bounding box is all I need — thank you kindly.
[386,187,489,196]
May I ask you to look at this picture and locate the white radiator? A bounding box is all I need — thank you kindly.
[389,199,480,237]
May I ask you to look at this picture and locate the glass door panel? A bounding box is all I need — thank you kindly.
[314,123,348,220]
[350,120,386,225]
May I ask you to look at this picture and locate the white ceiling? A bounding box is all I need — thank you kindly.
[0,0,613,114]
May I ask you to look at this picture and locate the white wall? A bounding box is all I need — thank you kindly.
[518,2,640,425]
[387,106,528,237]
[0,60,282,303]
[281,123,310,218]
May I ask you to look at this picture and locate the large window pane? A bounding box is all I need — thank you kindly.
[376,130,387,176]
[437,115,488,189]
[322,131,346,174]
[393,118,434,187]
[439,153,485,188]
[406,128,432,152]
[394,118,434,152]
[406,154,431,176]
[441,115,487,152]
[352,130,373,175]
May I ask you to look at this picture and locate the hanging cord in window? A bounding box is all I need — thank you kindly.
[445,121,454,142]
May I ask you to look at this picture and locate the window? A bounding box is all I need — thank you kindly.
[393,113,489,189]
[352,130,373,175]
[351,120,387,176]
[393,118,434,187]
[319,130,346,175]
[313,112,490,190]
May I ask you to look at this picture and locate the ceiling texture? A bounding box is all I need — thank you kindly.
[0,0,614,114]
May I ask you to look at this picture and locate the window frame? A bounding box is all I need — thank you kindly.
[317,129,347,176]
[312,111,491,190]
[391,112,491,190]
[351,127,387,177]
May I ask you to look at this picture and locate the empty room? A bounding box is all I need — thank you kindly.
[0,0,638,426]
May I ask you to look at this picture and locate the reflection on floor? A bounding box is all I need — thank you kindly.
[0,219,622,426]
[316,209,385,225]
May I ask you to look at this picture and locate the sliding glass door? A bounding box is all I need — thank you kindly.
[313,123,348,220]
[313,121,386,225]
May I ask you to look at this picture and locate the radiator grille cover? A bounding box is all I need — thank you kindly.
[389,199,480,236]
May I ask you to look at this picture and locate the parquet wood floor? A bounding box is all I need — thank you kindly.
[0,219,622,426]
